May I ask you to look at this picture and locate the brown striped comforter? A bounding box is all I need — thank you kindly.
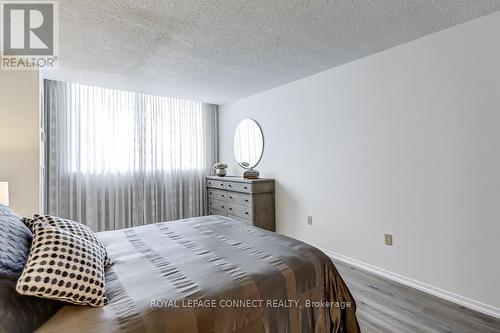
[36,216,360,333]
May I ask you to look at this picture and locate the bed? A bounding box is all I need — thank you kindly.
[29,215,359,332]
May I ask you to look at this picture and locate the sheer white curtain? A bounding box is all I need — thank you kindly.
[44,80,218,231]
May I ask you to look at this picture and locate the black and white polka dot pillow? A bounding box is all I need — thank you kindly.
[24,215,112,267]
[16,222,108,307]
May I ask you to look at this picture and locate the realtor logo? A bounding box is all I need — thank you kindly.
[1,1,58,69]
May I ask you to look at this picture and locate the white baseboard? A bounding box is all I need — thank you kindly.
[320,248,500,319]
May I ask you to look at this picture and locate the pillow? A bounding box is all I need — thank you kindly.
[0,204,63,333]
[0,205,32,280]
[24,215,112,267]
[16,222,108,307]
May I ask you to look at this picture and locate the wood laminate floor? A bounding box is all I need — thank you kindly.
[333,260,500,333]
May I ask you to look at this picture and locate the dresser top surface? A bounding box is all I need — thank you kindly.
[206,176,274,184]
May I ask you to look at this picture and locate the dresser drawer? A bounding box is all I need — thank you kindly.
[207,179,251,193]
[209,209,226,216]
[208,199,228,212]
[227,203,252,220]
[227,192,251,207]
[208,188,228,201]
[207,179,229,189]
[225,182,251,193]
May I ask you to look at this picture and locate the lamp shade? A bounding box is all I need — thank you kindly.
[0,182,9,206]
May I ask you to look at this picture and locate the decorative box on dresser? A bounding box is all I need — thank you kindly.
[206,176,275,232]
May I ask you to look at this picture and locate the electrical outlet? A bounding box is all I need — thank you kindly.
[307,216,313,225]
[384,233,393,246]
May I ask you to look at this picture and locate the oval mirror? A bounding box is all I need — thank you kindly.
[234,119,264,169]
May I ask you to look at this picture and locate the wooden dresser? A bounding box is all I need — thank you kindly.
[206,176,275,231]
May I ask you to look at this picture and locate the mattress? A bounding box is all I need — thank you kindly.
[36,215,359,333]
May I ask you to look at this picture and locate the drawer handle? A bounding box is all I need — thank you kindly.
[221,205,225,209]
[220,183,224,187]
[245,199,249,202]
[244,212,249,215]
[228,196,232,199]
[208,181,212,185]
[228,184,232,188]
[221,194,225,198]
[244,186,248,190]
[229,208,232,211]
[209,202,212,205]
[209,192,213,195]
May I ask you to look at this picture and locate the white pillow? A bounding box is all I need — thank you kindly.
[23,215,112,267]
[16,222,108,307]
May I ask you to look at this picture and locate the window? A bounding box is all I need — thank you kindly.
[44,79,218,229]
[64,83,207,174]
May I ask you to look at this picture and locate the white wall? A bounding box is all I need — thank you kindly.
[219,12,500,313]
[0,70,41,216]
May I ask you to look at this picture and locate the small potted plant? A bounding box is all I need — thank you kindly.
[213,162,228,177]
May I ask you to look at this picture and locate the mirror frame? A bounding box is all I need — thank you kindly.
[233,119,264,170]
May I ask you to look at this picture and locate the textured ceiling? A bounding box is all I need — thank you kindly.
[54,0,500,104]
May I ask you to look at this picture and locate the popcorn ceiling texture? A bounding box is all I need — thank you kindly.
[56,0,500,103]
